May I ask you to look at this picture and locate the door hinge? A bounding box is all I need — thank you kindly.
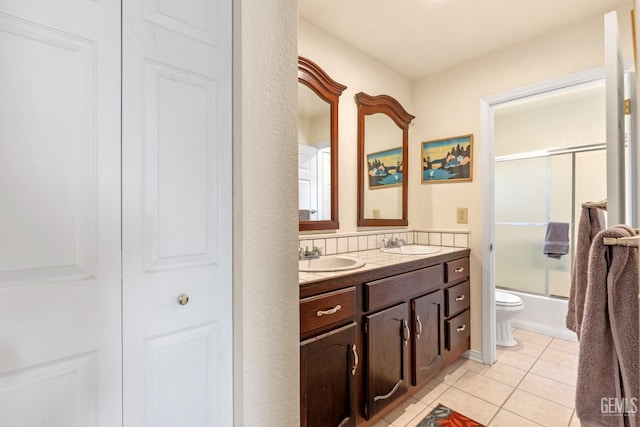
[363,404,369,419]
[363,321,368,334]
[625,98,632,115]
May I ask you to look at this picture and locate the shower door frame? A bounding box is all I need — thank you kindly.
[480,67,608,365]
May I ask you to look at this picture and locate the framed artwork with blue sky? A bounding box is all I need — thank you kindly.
[367,146,403,188]
[421,134,473,183]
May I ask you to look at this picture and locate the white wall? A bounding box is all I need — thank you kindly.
[411,5,633,352]
[234,0,300,425]
[299,19,414,232]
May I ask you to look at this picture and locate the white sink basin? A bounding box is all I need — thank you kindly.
[380,245,441,255]
[299,256,365,272]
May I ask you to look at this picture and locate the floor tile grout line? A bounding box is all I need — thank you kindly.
[485,331,575,427]
[395,330,579,427]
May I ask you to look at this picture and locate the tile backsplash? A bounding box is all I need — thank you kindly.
[298,229,470,255]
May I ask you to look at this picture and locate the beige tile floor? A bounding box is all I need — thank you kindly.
[371,328,580,427]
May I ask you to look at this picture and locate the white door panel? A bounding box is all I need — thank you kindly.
[122,0,233,425]
[0,2,121,426]
[299,144,318,219]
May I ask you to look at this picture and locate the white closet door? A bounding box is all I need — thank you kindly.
[122,0,233,425]
[0,2,122,426]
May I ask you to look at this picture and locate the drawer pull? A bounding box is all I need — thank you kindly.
[457,324,466,332]
[316,304,341,317]
[415,315,423,340]
[351,344,358,376]
[455,295,465,302]
[402,320,410,346]
[454,267,465,273]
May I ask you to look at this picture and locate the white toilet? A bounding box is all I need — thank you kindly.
[495,290,525,347]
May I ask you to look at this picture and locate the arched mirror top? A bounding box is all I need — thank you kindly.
[356,92,415,227]
[298,56,347,102]
[298,56,346,231]
[354,92,414,129]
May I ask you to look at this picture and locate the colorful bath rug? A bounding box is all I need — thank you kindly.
[416,403,485,427]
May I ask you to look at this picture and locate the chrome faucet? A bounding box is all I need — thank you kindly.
[299,246,322,260]
[383,238,406,248]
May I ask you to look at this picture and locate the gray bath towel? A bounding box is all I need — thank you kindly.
[543,222,570,259]
[576,225,639,427]
[566,207,605,338]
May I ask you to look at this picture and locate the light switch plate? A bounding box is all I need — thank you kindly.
[457,207,468,224]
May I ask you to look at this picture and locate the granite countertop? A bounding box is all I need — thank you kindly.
[299,246,469,284]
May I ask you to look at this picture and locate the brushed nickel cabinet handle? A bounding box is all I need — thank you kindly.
[316,304,341,317]
[177,294,190,305]
[454,267,465,273]
[457,324,466,332]
[402,320,410,346]
[455,295,465,302]
[415,315,423,340]
[351,344,358,376]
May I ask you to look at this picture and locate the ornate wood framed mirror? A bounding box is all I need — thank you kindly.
[298,56,346,231]
[355,92,414,227]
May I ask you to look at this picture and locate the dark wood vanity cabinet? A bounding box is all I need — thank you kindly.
[363,303,409,419]
[444,258,471,364]
[299,286,358,427]
[412,290,444,385]
[300,322,357,427]
[299,250,471,427]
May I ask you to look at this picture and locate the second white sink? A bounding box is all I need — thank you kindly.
[299,255,366,272]
[380,245,441,255]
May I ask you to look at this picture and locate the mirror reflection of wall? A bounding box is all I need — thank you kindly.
[297,56,346,231]
[298,83,331,221]
[363,113,403,220]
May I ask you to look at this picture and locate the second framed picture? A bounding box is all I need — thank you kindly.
[421,134,473,183]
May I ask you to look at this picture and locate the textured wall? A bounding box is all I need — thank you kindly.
[233,0,300,425]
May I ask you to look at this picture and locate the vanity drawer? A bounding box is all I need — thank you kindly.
[300,287,356,335]
[446,258,469,284]
[365,264,444,312]
[445,281,470,317]
[445,309,470,351]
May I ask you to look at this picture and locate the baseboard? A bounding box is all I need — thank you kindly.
[462,349,484,364]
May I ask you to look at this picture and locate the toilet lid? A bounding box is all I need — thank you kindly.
[495,290,523,306]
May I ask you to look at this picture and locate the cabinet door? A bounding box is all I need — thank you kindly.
[364,303,409,419]
[412,291,444,385]
[301,322,357,427]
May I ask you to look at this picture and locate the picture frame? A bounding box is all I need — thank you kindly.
[421,134,473,183]
[366,146,403,189]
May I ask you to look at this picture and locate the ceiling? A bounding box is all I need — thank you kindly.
[299,0,630,80]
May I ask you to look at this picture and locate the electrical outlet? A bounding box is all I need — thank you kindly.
[457,207,468,224]
[372,208,380,219]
